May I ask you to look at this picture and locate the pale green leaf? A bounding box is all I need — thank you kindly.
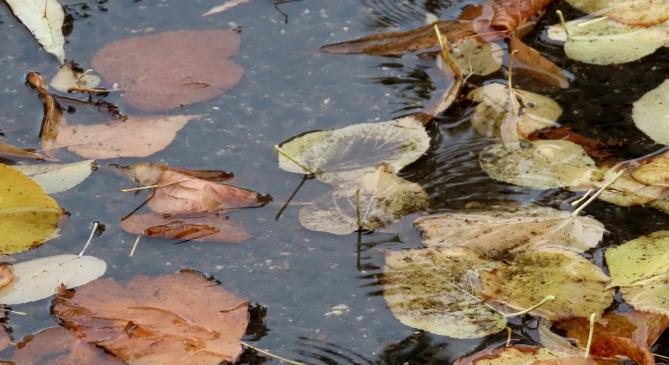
[15,160,95,194]
[5,0,66,63]
[633,79,669,145]
[606,230,669,287]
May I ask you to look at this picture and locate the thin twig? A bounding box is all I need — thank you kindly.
[241,341,305,365]
[275,174,311,221]
[584,313,597,358]
[120,184,159,193]
[502,295,556,318]
[78,221,99,257]
[129,235,141,257]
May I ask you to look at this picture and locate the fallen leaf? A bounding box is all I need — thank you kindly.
[147,169,270,214]
[0,265,13,290]
[277,117,430,184]
[528,126,614,160]
[590,336,655,365]
[15,160,95,194]
[12,327,124,365]
[414,205,605,259]
[479,140,598,189]
[606,231,669,287]
[0,142,46,161]
[0,164,62,254]
[467,83,562,140]
[383,247,506,339]
[91,30,244,112]
[481,248,614,320]
[123,162,233,187]
[509,36,570,88]
[50,63,102,93]
[0,254,106,305]
[53,270,249,365]
[26,72,62,142]
[450,37,504,76]
[121,213,250,243]
[453,345,563,365]
[594,163,668,207]
[629,151,669,187]
[633,79,669,145]
[43,114,201,159]
[620,278,669,316]
[202,0,251,16]
[566,0,669,27]
[489,0,555,31]
[4,0,66,62]
[299,167,428,234]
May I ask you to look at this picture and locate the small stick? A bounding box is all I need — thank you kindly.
[241,341,305,365]
[78,221,100,257]
[502,295,556,318]
[0,308,27,316]
[571,189,594,207]
[584,313,597,358]
[571,170,624,217]
[654,353,669,360]
[66,86,116,94]
[120,184,159,193]
[129,235,141,257]
[273,144,319,176]
[556,10,571,41]
[275,174,311,221]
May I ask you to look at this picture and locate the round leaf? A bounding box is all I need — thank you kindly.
[606,230,669,287]
[633,79,669,145]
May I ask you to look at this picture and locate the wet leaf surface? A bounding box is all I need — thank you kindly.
[121,212,250,243]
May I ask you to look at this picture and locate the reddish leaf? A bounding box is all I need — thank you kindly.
[148,169,270,214]
[12,327,123,365]
[52,270,249,365]
[591,336,655,365]
[25,72,62,142]
[509,36,570,88]
[92,30,244,112]
[533,359,597,365]
[488,0,556,31]
[528,126,615,160]
[121,213,250,243]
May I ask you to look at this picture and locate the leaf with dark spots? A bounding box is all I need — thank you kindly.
[121,213,250,243]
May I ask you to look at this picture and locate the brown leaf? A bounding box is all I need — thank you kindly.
[12,327,123,365]
[0,265,13,290]
[489,0,556,31]
[121,213,250,243]
[148,169,270,214]
[0,143,46,161]
[92,30,244,112]
[591,335,655,365]
[528,126,615,160]
[52,270,249,365]
[509,36,570,88]
[453,345,561,365]
[124,162,234,187]
[43,115,201,159]
[25,72,62,142]
[320,20,476,56]
[533,359,597,365]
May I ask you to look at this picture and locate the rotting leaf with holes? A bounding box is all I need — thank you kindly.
[0,254,106,305]
[633,79,669,145]
[92,30,244,112]
[43,115,201,159]
[383,247,506,339]
[299,166,428,235]
[53,270,249,365]
[480,248,614,320]
[414,205,605,259]
[0,164,62,254]
[277,117,430,184]
[12,327,124,365]
[15,160,95,194]
[479,140,598,189]
[121,213,250,243]
[4,0,66,63]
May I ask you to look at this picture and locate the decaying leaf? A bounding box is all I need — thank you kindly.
[299,167,428,234]
[202,0,251,16]
[509,36,570,88]
[450,37,504,76]
[26,72,62,142]
[594,163,668,207]
[467,83,562,140]
[630,151,669,187]
[489,0,556,31]
[605,230,669,287]
[124,162,233,187]
[633,79,669,145]
[0,164,62,254]
[50,63,102,93]
[0,254,106,305]
[277,117,430,184]
[0,142,46,161]
[91,30,244,112]
[12,327,124,365]
[414,205,605,259]
[479,140,598,189]
[528,126,614,160]
[590,336,655,365]
[383,247,506,339]
[481,248,614,320]
[121,213,250,243]
[566,0,669,27]
[43,115,201,159]
[15,160,95,194]
[452,345,563,365]
[146,169,269,215]
[53,270,249,365]
[4,0,66,62]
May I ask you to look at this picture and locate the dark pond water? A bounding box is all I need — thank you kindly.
[1,0,669,363]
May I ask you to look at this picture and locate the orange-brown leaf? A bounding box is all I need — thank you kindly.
[25,72,62,142]
[121,213,250,243]
[0,143,46,161]
[509,36,570,88]
[125,162,234,187]
[52,270,249,365]
[489,0,555,31]
[591,336,655,365]
[528,126,615,160]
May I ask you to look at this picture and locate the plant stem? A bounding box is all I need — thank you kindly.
[274,144,318,176]
[78,221,99,257]
[584,313,597,358]
[241,341,305,365]
[503,295,556,318]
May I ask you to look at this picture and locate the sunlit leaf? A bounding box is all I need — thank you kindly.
[606,230,669,287]
[633,79,669,145]
[4,0,65,63]
[566,0,669,27]
[15,160,95,194]
[481,248,614,320]
[383,247,506,339]
[0,254,106,305]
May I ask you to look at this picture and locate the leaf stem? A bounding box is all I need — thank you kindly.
[120,184,159,193]
[584,313,597,358]
[241,341,305,365]
[556,10,571,41]
[571,170,624,217]
[78,221,99,257]
[129,235,141,257]
[502,295,556,318]
[274,144,319,176]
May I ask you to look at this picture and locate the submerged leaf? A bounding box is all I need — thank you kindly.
[278,117,430,184]
[15,160,95,194]
[383,247,506,339]
[4,0,65,62]
[481,248,614,320]
[480,140,598,189]
[633,79,669,145]
[43,115,201,159]
[0,164,62,254]
[299,167,428,235]
[121,213,250,243]
[0,254,106,305]
[450,38,504,76]
[509,36,570,88]
[414,205,605,259]
[92,30,244,112]
[53,270,249,365]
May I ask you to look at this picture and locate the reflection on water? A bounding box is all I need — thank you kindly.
[360,0,454,29]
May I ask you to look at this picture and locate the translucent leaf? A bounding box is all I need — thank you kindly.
[479,140,598,189]
[414,205,605,259]
[383,247,506,339]
[449,38,503,76]
[481,248,614,320]
[633,79,669,145]
[50,63,101,93]
[4,0,65,63]
[606,230,669,287]
[15,160,95,194]
[278,117,430,184]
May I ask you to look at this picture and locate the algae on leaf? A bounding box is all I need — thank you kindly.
[606,230,669,287]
